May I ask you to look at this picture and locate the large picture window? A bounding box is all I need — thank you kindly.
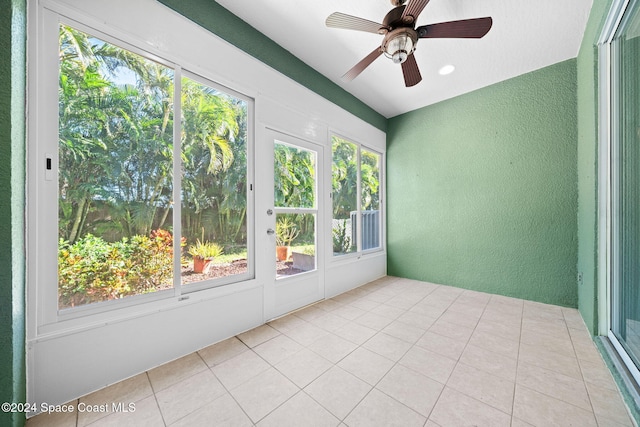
[609,0,640,381]
[331,135,382,256]
[56,24,252,310]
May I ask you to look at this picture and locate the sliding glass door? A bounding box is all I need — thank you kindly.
[610,0,640,378]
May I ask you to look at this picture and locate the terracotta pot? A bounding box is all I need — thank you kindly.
[276,246,291,261]
[193,257,213,274]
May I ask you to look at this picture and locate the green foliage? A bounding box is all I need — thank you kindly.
[58,230,176,308]
[332,220,352,254]
[276,217,300,247]
[188,239,224,260]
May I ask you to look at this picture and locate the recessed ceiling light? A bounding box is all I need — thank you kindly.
[438,64,455,75]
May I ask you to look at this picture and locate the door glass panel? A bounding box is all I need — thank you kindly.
[332,136,358,255]
[274,142,316,209]
[274,141,317,278]
[611,1,640,370]
[180,76,249,285]
[361,149,381,251]
[58,24,174,309]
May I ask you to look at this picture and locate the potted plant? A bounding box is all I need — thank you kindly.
[276,217,299,261]
[188,239,223,274]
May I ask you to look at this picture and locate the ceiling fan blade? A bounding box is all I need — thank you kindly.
[401,54,422,87]
[342,48,383,82]
[401,0,431,22]
[417,17,493,39]
[326,12,385,34]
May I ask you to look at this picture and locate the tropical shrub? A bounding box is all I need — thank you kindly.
[58,230,179,308]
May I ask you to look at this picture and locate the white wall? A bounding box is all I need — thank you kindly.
[27,0,386,408]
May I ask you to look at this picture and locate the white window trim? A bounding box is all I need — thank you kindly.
[29,2,256,334]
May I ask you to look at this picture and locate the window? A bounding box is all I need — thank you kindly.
[609,0,640,381]
[331,135,382,256]
[55,23,252,312]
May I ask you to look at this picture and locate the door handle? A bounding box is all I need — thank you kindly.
[267,228,275,235]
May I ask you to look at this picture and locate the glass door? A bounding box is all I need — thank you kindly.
[265,130,324,319]
[610,0,640,381]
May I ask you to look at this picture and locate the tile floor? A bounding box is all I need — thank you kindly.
[27,276,635,426]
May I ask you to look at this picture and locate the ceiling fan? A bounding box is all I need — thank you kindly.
[326,0,493,87]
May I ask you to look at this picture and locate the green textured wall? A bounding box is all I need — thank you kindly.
[156,0,386,132]
[387,59,579,307]
[0,0,26,426]
[577,0,612,335]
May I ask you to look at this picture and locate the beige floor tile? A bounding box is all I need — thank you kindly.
[332,304,367,321]
[304,366,372,420]
[469,329,520,359]
[428,319,475,342]
[354,311,394,331]
[294,305,326,321]
[574,339,605,364]
[306,332,358,363]
[408,301,447,318]
[381,320,426,344]
[229,367,298,423]
[369,303,406,320]
[459,344,517,381]
[429,387,511,427]
[511,417,535,427]
[267,314,308,333]
[363,332,413,362]
[83,395,162,427]
[438,309,481,329]
[78,373,153,426]
[198,336,248,367]
[516,361,591,410]
[212,350,270,390]
[520,328,575,358]
[344,389,426,426]
[384,295,421,311]
[446,362,515,414]
[26,401,77,427]
[475,318,521,342]
[308,312,349,332]
[415,330,466,360]
[275,348,332,388]
[169,392,252,427]
[480,308,523,325]
[396,311,438,330]
[253,334,304,365]
[314,298,344,312]
[424,421,443,427]
[155,370,226,425]
[147,352,208,392]
[337,347,394,385]
[237,324,280,348]
[257,391,340,427]
[518,342,582,379]
[513,385,597,427]
[399,345,456,384]
[579,359,618,391]
[333,322,377,345]
[585,382,634,426]
[284,322,328,347]
[446,302,486,319]
[377,364,443,417]
[521,317,569,338]
[349,297,381,312]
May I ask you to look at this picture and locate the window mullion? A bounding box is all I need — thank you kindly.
[172,66,183,296]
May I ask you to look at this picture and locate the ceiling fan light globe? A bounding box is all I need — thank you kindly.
[392,51,408,64]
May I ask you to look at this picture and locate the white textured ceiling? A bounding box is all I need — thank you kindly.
[214,0,594,118]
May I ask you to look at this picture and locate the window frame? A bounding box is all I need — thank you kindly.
[30,9,256,331]
[329,133,385,261]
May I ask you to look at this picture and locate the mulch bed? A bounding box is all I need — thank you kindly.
[181,259,304,284]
